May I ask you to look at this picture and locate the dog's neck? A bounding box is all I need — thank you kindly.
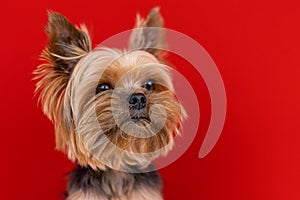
[67,165,162,199]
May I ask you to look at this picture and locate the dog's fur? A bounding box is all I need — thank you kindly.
[34,7,184,200]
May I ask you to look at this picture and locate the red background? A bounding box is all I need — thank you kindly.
[1,0,300,199]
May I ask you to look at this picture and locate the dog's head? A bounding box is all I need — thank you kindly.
[34,8,185,170]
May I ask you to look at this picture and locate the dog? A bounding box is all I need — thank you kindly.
[34,7,185,200]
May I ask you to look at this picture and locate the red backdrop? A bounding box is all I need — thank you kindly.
[1,0,300,199]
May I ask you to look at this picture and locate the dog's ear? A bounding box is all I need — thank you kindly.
[129,7,166,58]
[34,12,91,150]
[43,12,91,75]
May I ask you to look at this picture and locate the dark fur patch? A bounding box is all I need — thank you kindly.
[67,165,162,199]
[44,12,91,75]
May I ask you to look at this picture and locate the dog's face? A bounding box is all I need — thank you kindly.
[35,8,184,170]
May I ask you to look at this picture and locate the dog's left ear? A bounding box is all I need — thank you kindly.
[129,7,166,59]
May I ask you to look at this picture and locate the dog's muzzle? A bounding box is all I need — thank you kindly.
[128,93,149,121]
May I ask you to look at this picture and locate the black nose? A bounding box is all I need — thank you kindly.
[129,93,147,110]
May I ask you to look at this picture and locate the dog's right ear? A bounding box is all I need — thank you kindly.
[34,12,91,150]
[43,11,91,75]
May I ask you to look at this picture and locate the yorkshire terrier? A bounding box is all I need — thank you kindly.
[34,7,185,200]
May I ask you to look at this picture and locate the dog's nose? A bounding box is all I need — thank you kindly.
[129,93,147,110]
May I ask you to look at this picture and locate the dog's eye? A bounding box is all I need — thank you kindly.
[96,83,113,93]
[142,80,155,91]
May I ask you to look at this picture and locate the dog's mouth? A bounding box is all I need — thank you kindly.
[130,111,151,123]
[129,107,150,123]
[131,116,151,123]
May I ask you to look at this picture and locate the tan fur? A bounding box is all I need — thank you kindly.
[128,187,163,200]
[67,187,163,200]
[34,8,185,200]
[67,189,106,200]
[129,7,166,58]
[33,8,183,171]
[33,12,92,155]
[60,48,183,170]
